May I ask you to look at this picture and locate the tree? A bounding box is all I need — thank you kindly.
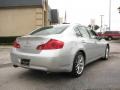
[88,25,100,30]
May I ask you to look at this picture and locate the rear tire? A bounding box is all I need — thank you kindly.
[108,37,112,41]
[71,52,85,78]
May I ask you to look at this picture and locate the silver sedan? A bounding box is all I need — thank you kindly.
[11,24,110,77]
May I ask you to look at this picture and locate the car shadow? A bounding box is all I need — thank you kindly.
[84,54,116,72]
[17,69,73,82]
[16,55,114,81]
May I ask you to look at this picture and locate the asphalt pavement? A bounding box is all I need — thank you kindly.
[0,40,120,90]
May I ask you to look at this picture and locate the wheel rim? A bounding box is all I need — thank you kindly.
[106,48,109,58]
[76,55,84,75]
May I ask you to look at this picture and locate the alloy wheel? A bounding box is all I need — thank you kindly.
[71,52,85,77]
[105,47,109,59]
[76,55,84,75]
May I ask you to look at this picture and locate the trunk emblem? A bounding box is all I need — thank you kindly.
[23,40,31,48]
[26,40,30,45]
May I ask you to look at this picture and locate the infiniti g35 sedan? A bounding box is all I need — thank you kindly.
[11,24,110,77]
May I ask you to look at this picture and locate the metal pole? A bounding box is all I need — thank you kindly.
[104,25,108,32]
[65,11,67,23]
[100,15,104,33]
[118,7,120,13]
[109,0,111,31]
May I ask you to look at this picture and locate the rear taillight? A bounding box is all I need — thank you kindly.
[13,41,20,48]
[37,39,64,50]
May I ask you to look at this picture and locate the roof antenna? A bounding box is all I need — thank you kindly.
[63,10,69,24]
[65,10,67,23]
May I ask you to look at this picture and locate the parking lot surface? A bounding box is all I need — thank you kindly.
[0,40,120,90]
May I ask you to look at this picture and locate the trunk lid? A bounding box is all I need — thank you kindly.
[16,35,50,54]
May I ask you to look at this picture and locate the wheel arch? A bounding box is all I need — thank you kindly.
[71,49,86,77]
[73,50,86,64]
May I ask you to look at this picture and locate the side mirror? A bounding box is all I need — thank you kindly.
[97,36,103,40]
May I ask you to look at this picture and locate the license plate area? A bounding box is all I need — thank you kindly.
[21,59,30,66]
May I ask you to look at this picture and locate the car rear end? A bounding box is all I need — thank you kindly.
[102,31,120,40]
[11,25,73,72]
[111,31,120,39]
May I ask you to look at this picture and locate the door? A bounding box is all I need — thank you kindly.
[88,30,105,58]
[77,26,98,63]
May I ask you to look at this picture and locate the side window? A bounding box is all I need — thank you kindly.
[88,30,97,37]
[78,26,90,38]
[74,26,82,36]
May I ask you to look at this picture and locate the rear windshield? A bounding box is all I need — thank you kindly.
[30,25,69,35]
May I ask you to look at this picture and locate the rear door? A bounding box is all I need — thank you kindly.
[77,26,98,63]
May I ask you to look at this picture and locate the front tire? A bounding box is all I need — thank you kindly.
[71,52,85,78]
[103,46,109,60]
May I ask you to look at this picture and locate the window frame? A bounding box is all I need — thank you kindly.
[77,26,91,38]
[74,25,83,37]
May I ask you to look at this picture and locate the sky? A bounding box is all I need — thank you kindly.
[48,0,120,31]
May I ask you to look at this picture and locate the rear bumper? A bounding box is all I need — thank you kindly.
[10,49,72,72]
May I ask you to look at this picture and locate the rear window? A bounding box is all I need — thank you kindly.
[30,25,69,35]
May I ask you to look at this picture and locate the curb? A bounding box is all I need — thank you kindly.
[0,63,12,68]
[0,47,12,49]
[0,45,12,49]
